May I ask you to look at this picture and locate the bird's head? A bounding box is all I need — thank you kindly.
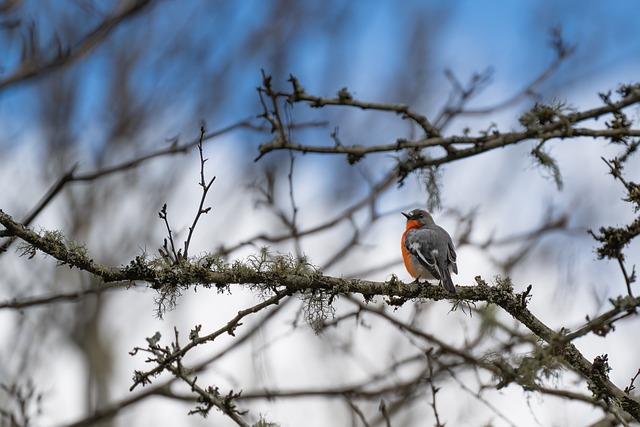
[401,209,435,228]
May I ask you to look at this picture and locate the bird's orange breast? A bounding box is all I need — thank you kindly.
[401,226,420,278]
[404,219,422,231]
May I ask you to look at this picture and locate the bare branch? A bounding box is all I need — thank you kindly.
[129,290,292,392]
[443,29,575,119]
[0,282,129,310]
[0,118,256,256]
[425,350,445,427]
[254,76,640,182]
[62,382,177,427]
[344,396,372,427]
[183,125,216,260]
[285,74,440,138]
[0,0,157,92]
[220,171,397,256]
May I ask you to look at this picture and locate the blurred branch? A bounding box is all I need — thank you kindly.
[469,207,574,274]
[285,151,302,258]
[220,171,397,256]
[238,354,427,401]
[0,380,41,427]
[348,295,619,414]
[0,282,129,310]
[63,381,177,427]
[129,289,292,392]
[319,217,363,271]
[0,164,77,253]
[249,150,304,258]
[344,396,372,427]
[65,299,291,427]
[425,349,445,427]
[236,374,429,400]
[447,370,519,427]
[562,297,639,341]
[0,118,254,255]
[433,66,494,130]
[0,0,20,14]
[434,27,575,128]
[0,0,156,92]
[73,119,255,180]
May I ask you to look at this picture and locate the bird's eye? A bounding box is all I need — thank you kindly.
[418,213,423,218]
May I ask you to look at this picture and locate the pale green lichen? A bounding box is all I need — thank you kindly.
[302,289,335,334]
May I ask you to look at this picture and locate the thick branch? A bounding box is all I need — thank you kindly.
[257,84,640,177]
[259,127,640,167]
[287,75,440,138]
[2,210,640,420]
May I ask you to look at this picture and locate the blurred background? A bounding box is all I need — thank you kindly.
[0,0,639,426]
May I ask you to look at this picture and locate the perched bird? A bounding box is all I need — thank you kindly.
[401,209,458,295]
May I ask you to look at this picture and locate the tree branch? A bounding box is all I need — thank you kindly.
[255,79,640,180]
[0,282,129,310]
[0,0,156,92]
[2,210,640,421]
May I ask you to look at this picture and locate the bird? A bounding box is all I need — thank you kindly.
[401,209,458,295]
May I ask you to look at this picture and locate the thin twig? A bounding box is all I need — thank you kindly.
[130,289,292,391]
[425,350,444,426]
[220,171,397,256]
[183,125,216,260]
[344,395,372,427]
[625,369,640,394]
[287,74,440,139]
[618,256,635,298]
[447,369,519,427]
[286,151,302,257]
[158,204,179,262]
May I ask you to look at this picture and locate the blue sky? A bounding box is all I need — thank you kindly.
[2,0,639,142]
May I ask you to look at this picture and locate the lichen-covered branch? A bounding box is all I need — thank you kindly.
[2,209,640,421]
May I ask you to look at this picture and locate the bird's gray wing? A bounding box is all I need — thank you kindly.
[406,227,457,295]
[404,228,444,280]
[446,234,458,274]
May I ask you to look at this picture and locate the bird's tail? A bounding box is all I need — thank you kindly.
[441,272,457,295]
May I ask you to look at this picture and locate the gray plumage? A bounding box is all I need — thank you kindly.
[403,209,458,295]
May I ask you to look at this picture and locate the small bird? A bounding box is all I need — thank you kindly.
[401,209,458,295]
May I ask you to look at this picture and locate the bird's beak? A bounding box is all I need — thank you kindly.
[401,212,410,219]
